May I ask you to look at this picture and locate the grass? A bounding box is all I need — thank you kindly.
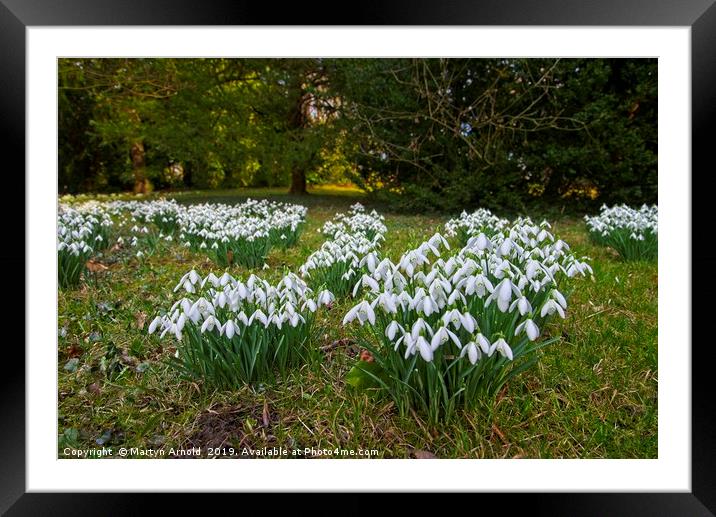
[57,188,657,459]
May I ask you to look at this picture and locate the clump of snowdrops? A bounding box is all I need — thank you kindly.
[585,204,657,261]
[148,270,334,387]
[130,198,182,235]
[57,204,113,288]
[320,202,387,243]
[178,199,306,268]
[300,203,386,297]
[344,215,592,425]
[445,208,509,246]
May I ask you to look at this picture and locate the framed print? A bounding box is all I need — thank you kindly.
[3,0,715,513]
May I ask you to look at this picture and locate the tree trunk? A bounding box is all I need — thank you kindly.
[287,89,310,195]
[289,166,307,194]
[131,141,148,193]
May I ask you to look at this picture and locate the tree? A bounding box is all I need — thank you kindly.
[58,58,657,209]
[331,58,657,212]
[246,59,339,194]
[59,58,342,195]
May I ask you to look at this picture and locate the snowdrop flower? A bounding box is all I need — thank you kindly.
[487,278,519,312]
[551,289,567,309]
[343,300,376,325]
[301,298,317,313]
[203,272,220,288]
[498,237,513,257]
[236,311,249,326]
[515,319,540,341]
[400,333,416,358]
[509,296,532,316]
[249,309,269,327]
[490,337,514,360]
[442,309,463,329]
[148,316,162,334]
[420,295,437,317]
[317,290,334,307]
[460,341,481,364]
[224,319,237,339]
[428,233,450,251]
[460,312,477,333]
[540,299,565,318]
[200,315,218,333]
[430,326,462,351]
[475,333,491,355]
[416,335,433,362]
[373,292,398,313]
[411,318,433,339]
[386,320,404,341]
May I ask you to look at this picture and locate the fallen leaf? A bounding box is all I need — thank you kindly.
[413,450,437,459]
[88,382,101,395]
[120,349,139,366]
[262,400,270,427]
[359,350,374,363]
[86,259,109,273]
[320,338,355,352]
[66,344,82,358]
[135,311,147,329]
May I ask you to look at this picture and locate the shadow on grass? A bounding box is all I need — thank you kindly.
[166,185,380,212]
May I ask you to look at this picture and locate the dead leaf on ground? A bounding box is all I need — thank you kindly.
[86,259,109,273]
[119,349,139,366]
[319,338,355,353]
[65,343,82,359]
[359,350,374,363]
[88,382,101,395]
[135,311,147,329]
[262,400,270,427]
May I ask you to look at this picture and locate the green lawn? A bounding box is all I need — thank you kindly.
[58,188,657,458]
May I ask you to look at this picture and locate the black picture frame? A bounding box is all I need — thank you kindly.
[3,1,714,514]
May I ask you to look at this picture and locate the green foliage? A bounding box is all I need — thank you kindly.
[331,58,657,212]
[589,228,658,262]
[169,318,320,388]
[59,58,342,194]
[59,58,656,211]
[58,249,90,289]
